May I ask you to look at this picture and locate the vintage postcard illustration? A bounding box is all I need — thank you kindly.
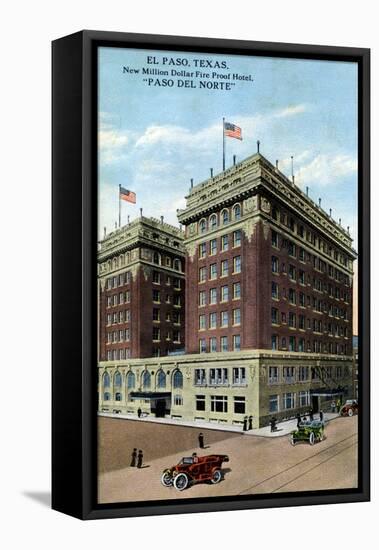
[96,47,358,504]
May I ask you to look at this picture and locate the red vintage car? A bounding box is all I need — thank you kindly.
[161,454,229,491]
[340,400,358,417]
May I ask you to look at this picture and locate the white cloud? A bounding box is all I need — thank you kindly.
[274,104,307,118]
[295,153,357,187]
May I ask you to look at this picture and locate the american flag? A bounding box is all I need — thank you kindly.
[119,187,136,204]
[224,121,242,140]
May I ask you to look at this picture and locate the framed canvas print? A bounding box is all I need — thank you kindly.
[52,30,370,520]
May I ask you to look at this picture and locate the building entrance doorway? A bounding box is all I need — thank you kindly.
[312,395,319,413]
[155,399,166,418]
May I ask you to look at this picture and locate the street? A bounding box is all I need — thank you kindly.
[98,415,358,504]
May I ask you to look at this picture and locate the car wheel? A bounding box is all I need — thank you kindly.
[211,470,222,484]
[173,473,189,491]
[290,435,296,446]
[309,432,315,445]
[348,408,353,417]
[161,471,173,487]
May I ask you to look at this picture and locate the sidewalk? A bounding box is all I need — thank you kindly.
[98,411,340,438]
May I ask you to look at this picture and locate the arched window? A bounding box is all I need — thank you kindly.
[157,370,166,388]
[233,204,241,220]
[103,372,110,388]
[173,370,183,389]
[272,207,279,221]
[222,209,229,225]
[199,219,207,234]
[104,392,111,401]
[142,371,151,389]
[126,371,135,389]
[114,372,122,387]
[115,392,122,401]
[153,252,161,265]
[209,214,217,230]
[113,258,118,269]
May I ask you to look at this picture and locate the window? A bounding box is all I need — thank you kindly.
[283,392,295,410]
[152,271,161,284]
[271,230,279,248]
[234,396,245,414]
[222,209,229,225]
[173,370,183,388]
[199,290,206,306]
[199,242,206,258]
[272,308,279,324]
[233,334,241,351]
[209,312,217,329]
[299,247,305,262]
[173,329,181,343]
[272,282,279,299]
[269,367,279,384]
[104,392,111,401]
[209,214,218,230]
[221,311,229,327]
[269,395,279,413]
[233,230,241,247]
[210,238,217,255]
[289,336,296,351]
[299,292,305,307]
[114,372,122,387]
[153,327,161,341]
[233,308,241,325]
[272,256,279,273]
[103,372,110,387]
[173,295,181,307]
[283,366,295,383]
[233,367,246,385]
[233,204,241,220]
[289,288,296,305]
[271,335,278,350]
[126,372,135,389]
[299,391,310,407]
[211,395,228,413]
[199,314,206,330]
[233,256,241,273]
[210,263,217,279]
[199,338,206,353]
[289,312,296,328]
[173,258,182,272]
[209,288,217,304]
[221,234,229,251]
[209,337,217,352]
[157,370,166,388]
[153,308,160,321]
[298,366,309,381]
[195,369,206,385]
[199,219,207,233]
[174,395,183,406]
[288,242,296,257]
[289,265,296,281]
[298,338,305,352]
[299,314,305,329]
[153,252,161,265]
[209,368,228,385]
[199,267,207,282]
[221,260,229,277]
[153,289,161,303]
[142,371,151,389]
[196,394,206,411]
[233,282,241,299]
[220,336,228,352]
[115,392,122,401]
[221,285,229,302]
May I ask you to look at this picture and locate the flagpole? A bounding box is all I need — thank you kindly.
[118,184,121,228]
[222,117,225,171]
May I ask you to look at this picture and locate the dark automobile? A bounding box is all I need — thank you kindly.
[290,420,325,446]
[161,454,229,491]
[340,400,358,417]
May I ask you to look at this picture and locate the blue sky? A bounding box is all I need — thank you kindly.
[98,47,358,249]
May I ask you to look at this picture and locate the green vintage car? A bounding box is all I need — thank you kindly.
[290,420,325,446]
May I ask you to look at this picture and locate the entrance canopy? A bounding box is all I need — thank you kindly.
[130,392,171,401]
[310,387,345,397]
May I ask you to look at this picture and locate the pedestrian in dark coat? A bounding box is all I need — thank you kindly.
[130,448,137,467]
[309,408,314,422]
[248,416,253,430]
[137,449,143,468]
[198,432,204,448]
[270,417,277,432]
[137,407,142,418]
[296,413,301,428]
[319,410,324,423]
[243,416,248,431]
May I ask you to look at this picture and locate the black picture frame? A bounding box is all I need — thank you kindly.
[52,30,370,520]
